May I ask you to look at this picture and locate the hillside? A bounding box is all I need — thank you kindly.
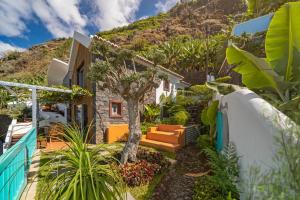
[0,0,246,85]
[0,38,71,84]
[98,0,246,50]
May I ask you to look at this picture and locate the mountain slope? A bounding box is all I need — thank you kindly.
[0,38,71,84]
[0,0,246,84]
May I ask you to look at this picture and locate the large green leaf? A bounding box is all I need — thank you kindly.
[207,100,219,125]
[201,101,219,126]
[246,0,259,14]
[226,44,282,91]
[266,2,300,82]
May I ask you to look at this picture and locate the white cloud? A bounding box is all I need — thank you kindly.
[0,0,32,37]
[0,41,25,57]
[0,0,87,38]
[90,0,142,31]
[155,0,180,13]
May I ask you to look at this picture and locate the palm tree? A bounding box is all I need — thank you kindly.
[37,124,126,200]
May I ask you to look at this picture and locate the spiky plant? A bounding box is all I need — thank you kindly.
[203,142,239,198]
[37,124,126,200]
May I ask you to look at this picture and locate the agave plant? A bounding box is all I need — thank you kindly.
[37,124,126,200]
[227,2,300,124]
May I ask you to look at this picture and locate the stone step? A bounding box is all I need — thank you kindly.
[140,135,181,153]
[146,131,180,145]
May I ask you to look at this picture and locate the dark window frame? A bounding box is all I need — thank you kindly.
[77,62,85,87]
[109,100,122,118]
[163,80,170,92]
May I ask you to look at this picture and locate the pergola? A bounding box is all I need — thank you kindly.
[0,80,72,130]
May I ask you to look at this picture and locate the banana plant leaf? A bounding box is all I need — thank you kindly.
[279,95,300,111]
[246,0,259,14]
[201,100,219,126]
[226,44,284,98]
[206,82,240,95]
[265,2,300,82]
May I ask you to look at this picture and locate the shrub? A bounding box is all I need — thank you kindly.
[143,104,160,122]
[197,134,213,150]
[4,51,21,61]
[130,38,150,51]
[119,148,170,187]
[193,176,225,200]
[120,160,161,187]
[141,122,155,134]
[203,143,239,199]
[171,110,190,125]
[137,148,170,171]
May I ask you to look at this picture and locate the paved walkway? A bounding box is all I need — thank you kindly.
[150,145,209,200]
[20,150,41,200]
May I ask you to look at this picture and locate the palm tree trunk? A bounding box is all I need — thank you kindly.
[121,98,142,164]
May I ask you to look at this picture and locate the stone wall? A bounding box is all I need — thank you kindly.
[184,125,201,146]
[94,88,156,144]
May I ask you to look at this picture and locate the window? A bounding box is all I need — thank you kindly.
[75,104,88,130]
[77,62,84,87]
[163,80,170,91]
[109,100,122,118]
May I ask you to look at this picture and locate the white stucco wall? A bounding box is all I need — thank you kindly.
[219,89,297,179]
[155,75,183,104]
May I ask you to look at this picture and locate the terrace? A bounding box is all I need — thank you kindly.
[0,1,300,200]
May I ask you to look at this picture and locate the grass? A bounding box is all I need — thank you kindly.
[35,152,51,199]
[129,172,166,200]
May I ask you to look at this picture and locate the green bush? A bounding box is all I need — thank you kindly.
[4,51,21,61]
[197,134,213,150]
[205,144,239,198]
[170,110,190,125]
[141,122,155,134]
[143,104,160,122]
[194,143,239,200]
[193,176,225,200]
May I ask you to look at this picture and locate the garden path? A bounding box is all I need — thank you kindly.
[150,145,209,200]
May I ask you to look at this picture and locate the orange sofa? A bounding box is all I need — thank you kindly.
[106,124,129,144]
[146,124,185,147]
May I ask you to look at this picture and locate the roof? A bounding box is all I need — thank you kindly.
[68,31,184,80]
[47,58,69,86]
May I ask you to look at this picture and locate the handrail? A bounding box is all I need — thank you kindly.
[0,128,37,200]
[3,119,17,153]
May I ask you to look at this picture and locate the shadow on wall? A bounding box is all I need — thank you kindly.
[0,115,12,141]
[219,89,297,177]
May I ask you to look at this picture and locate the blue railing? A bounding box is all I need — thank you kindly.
[0,128,37,200]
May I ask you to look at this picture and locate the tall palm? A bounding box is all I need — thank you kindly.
[37,124,126,200]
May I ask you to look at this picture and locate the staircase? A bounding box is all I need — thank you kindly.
[4,122,32,150]
[140,125,185,153]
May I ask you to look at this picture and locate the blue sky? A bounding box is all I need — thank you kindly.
[0,0,179,54]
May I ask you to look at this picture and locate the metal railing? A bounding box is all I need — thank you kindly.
[0,128,36,200]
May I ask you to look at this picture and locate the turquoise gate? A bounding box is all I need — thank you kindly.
[0,128,37,200]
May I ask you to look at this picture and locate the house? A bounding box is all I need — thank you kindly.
[48,31,189,144]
